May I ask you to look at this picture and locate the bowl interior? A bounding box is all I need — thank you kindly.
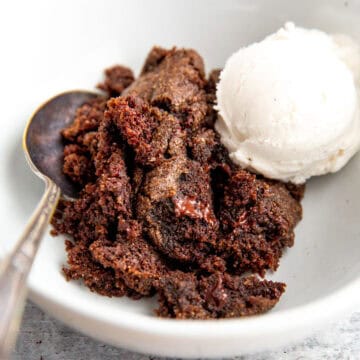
[1,0,360,329]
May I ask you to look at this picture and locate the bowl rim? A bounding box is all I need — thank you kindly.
[29,274,360,338]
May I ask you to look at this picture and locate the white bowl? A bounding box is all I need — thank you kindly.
[1,0,360,358]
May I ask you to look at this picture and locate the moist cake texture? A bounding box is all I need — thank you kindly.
[52,46,304,319]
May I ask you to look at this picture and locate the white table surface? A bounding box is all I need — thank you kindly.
[13,302,359,360]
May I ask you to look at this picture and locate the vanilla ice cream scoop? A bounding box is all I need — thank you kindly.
[216,22,360,183]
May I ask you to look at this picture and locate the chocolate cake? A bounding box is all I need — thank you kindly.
[52,46,303,319]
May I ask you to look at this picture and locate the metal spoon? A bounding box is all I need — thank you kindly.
[0,90,98,359]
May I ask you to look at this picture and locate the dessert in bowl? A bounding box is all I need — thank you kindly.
[51,22,359,321]
[1,0,360,357]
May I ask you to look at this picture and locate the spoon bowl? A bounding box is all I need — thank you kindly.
[24,91,98,198]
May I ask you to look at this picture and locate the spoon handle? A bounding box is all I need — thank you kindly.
[0,179,60,359]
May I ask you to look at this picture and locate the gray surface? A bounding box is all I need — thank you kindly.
[13,302,360,360]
